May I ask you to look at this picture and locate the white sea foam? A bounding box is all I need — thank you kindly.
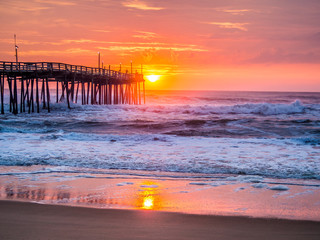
[0,131,319,180]
[226,176,265,183]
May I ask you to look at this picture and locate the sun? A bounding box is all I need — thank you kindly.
[146,75,160,83]
[142,196,154,209]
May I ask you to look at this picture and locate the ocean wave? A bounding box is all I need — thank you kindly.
[128,100,316,120]
[1,99,318,140]
[225,100,306,115]
[154,100,308,116]
[0,98,316,118]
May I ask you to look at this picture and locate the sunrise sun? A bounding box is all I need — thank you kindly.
[146,75,160,83]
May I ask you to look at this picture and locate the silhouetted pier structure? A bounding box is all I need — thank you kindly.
[0,61,145,114]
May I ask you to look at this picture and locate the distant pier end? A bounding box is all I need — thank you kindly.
[0,61,146,114]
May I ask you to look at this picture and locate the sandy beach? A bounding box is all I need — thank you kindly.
[0,200,320,240]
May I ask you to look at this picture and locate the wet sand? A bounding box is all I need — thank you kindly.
[0,200,319,240]
[1,166,320,221]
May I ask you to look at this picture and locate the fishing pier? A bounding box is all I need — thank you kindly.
[0,61,145,114]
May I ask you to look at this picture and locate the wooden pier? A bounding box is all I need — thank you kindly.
[0,61,145,114]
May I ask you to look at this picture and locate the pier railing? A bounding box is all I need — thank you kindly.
[0,61,143,82]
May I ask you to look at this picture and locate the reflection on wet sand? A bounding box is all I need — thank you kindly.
[136,181,162,210]
[2,184,118,206]
[5,185,46,201]
[1,175,320,221]
[1,181,163,210]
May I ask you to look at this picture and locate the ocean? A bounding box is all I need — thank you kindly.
[0,90,320,219]
[1,90,319,179]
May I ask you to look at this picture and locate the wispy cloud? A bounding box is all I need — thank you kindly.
[61,39,99,44]
[205,22,249,31]
[216,8,253,15]
[0,0,75,12]
[122,0,164,11]
[21,48,93,56]
[96,41,207,52]
[133,31,158,39]
[93,29,111,33]
[142,64,179,76]
[14,6,50,12]
[6,38,207,53]
[32,39,206,52]
[245,48,320,64]
[99,45,207,52]
[35,0,76,6]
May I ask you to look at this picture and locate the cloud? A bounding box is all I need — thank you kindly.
[9,38,206,52]
[215,8,254,15]
[93,29,111,33]
[61,39,99,44]
[99,43,207,53]
[309,32,320,41]
[133,31,158,39]
[42,39,207,52]
[0,0,75,13]
[21,48,93,56]
[205,22,249,31]
[14,6,50,12]
[35,0,76,6]
[245,48,320,64]
[122,0,164,10]
[144,64,180,77]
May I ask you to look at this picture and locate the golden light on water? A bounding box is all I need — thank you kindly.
[136,181,162,210]
[142,195,154,209]
[146,75,161,83]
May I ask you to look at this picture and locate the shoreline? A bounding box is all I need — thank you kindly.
[1,200,320,240]
[1,166,320,222]
[2,198,320,223]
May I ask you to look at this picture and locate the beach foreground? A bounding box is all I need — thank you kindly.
[1,201,319,240]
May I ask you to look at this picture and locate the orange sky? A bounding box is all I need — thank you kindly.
[0,0,319,91]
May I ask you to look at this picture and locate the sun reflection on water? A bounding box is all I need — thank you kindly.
[136,181,161,210]
[142,195,154,209]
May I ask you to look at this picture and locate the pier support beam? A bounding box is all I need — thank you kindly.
[36,78,40,113]
[1,75,4,114]
[14,77,18,114]
[66,81,71,109]
[75,81,79,104]
[46,77,50,113]
[41,78,46,109]
[56,80,59,103]
[143,81,146,104]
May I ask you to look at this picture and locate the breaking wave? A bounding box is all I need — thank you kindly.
[147,100,311,116]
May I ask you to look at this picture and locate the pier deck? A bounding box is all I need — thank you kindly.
[0,61,145,114]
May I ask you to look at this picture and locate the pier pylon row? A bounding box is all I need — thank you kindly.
[0,61,146,114]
